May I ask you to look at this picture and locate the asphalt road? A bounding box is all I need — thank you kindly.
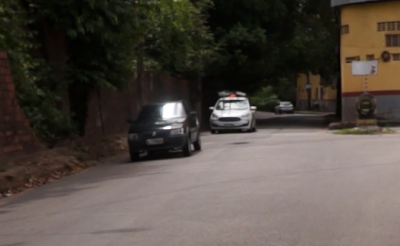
[2,114,400,246]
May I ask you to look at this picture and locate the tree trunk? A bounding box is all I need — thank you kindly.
[335,9,342,119]
[135,41,145,111]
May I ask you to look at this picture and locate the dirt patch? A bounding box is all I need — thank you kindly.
[0,135,128,199]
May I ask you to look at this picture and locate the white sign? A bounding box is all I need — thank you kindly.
[352,60,378,76]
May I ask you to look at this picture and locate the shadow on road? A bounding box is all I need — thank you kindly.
[0,150,200,209]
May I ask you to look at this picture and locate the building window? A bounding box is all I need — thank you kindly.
[388,22,396,31]
[378,22,386,31]
[386,34,400,47]
[315,88,318,100]
[378,21,400,31]
[345,56,360,63]
[341,25,349,35]
[366,54,375,60]
[393,53,400,61]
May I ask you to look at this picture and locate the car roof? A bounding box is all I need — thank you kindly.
[219,97,248,101]
[143,101,183,107]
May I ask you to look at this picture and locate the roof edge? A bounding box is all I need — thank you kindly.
[331,0,389,7]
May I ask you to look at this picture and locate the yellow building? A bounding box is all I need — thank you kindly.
[333,0,400,122]
[296,73,337,112]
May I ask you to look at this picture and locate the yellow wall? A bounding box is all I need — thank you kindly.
[296,73,337,101]
[341,1,400,93]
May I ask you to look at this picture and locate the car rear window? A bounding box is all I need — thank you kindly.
[215,100,249,110]
[138,102,185,121]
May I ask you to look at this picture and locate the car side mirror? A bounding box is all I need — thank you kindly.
[209,107,214,110]
[250,106,257,111]
[190,111,197,116]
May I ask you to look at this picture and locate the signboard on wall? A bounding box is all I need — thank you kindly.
[352,60,378,76]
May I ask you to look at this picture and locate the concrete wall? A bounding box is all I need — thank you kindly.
[342,93,400,122]
[340,0,400,122]
[0,52,43,159]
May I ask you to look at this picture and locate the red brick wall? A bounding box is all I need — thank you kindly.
[85,72,191,136]
[0,52,43,158]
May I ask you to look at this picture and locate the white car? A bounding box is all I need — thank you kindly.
[275,101,294,114]
[209,91,257,134]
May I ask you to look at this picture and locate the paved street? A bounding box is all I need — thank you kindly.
[2,114,400,246]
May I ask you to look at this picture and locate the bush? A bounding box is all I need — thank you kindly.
[250,86,279,112]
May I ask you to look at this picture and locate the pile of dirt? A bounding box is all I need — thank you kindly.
[0,134,128,198]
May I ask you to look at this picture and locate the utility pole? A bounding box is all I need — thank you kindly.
[306,72,311,110]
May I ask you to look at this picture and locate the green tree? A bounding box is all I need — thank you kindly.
[204,0,301,93]
[250,86,279,111]
[1,0,216,144]
[143,0,217,80]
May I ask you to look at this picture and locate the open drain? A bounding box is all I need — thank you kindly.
[230,142,250,145]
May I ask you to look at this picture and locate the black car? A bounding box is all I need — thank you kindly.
[126,100,201,161]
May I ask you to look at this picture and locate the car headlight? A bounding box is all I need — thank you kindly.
[129,133,139,140]
[171,128,185,135]
[211,113,219,120]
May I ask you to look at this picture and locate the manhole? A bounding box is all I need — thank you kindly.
[230,142,250,145]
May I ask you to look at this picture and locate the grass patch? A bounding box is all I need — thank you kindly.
[382,127,396,134]
[334,127,396,135]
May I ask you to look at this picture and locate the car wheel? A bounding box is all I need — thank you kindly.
[211,130,216,134]
[182,134,192,157]
[193,134,201,151]
[252,121,257,132]
[129,150,140,162]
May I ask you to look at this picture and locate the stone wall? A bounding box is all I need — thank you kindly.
[0,52,43,158]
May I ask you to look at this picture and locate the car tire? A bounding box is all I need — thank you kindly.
[211,130,217,134]
[252,121,257,132]
[193,134,201,151]
[129,150,140,162]
[182,134,192,157]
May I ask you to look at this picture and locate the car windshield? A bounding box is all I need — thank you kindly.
[280,102,292,106]
[215,100,249,110]
[137,102,185,122]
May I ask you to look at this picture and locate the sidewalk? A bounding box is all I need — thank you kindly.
[296,111,335,115]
